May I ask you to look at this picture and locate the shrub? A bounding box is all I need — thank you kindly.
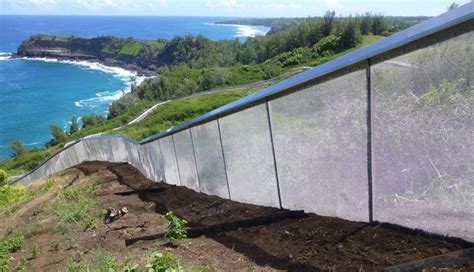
[47,124,68,147]
[0,235,25,271]
[146,252,183,272]
[0,184,32,209]
[50,240,60,251]
[10,140,26,157]
[29,244,40,259]
[165,211,187,240]
[0,169,7,186]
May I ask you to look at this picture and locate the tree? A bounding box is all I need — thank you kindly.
[69,116,79,135]
[322,10,336,36]
[10,139,26,157]
[447,2,459,11]
[360,12,373,35]
[340,18,362,48]
[371,14,388,35]
[81,115,106,129]
[48,125,68,147]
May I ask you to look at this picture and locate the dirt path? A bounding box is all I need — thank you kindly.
[2,161,473,271]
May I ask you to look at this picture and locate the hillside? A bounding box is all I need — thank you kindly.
[1,162,470,271]
[3,10,395,176]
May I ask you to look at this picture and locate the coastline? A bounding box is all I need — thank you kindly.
[206,22,270,37]
[9,52,155,77]
[3,52,148,93]
[0,53,150,158]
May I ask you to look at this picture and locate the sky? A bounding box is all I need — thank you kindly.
[0,0,471,17]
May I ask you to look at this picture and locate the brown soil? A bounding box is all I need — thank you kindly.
[1,161,472,271]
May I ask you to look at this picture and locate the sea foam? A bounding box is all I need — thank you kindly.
[206,23,269,38]
[0,52,12,60]
[17,56,147,110]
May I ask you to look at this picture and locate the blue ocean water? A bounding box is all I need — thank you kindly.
[0,16,269,159]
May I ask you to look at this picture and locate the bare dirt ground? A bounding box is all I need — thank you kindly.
[1,161,473,271]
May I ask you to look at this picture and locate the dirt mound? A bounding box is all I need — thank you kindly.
[1,161,472,271]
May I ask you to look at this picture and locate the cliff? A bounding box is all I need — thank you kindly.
[16,35,194,76]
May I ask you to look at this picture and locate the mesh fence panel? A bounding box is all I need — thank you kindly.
[125,141,140,169]
[220,104,280,207]
[100,138,114,162]
[146,140,165,182]
[138,143,156,180]
[174,130,200,191]
[73,141,87,163]
[109,137,128,162]
[372,30,474,240]
[58,148,72,170]
[64,146,79,167]
[191,120,229,199]
[269,69,369,221]
[159,136,181,185]
[83,139,103,161]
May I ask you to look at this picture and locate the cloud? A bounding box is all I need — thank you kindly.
[29,0,56,4]
[206,0,243,8]
[254,3,304,9]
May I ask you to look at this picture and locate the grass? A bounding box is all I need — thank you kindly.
[112,88,255,140]
[119,41,143,56]
[0,235,25,271]
[63,249,203,272]
[53,184,99,231]
[0,35,385,176]
[0,184,33,210]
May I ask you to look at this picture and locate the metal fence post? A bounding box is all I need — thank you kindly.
[217,118,232,200]
[157,140,167,183]
[189,128,202,192]
[367,60,374,223]
[171,135,182,186]
[265,100,283,209]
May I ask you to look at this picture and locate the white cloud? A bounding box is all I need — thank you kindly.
[254,3,304,9]
[29,0,56,4]
[206,0,243,8]
[323,0,343,10]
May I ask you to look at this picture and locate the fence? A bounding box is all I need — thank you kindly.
[13,4,474,242]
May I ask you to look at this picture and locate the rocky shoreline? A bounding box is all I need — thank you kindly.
[11,52,155,77]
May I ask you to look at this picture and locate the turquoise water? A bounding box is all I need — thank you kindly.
[0,16,269,159]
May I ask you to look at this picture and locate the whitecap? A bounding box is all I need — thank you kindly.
[19,57,139,82]
[0,52,12,61]
[207,23,270,38]
[17,56,148,109]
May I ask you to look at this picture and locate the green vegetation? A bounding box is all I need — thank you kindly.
[50,240,60,251]
[47,124,68,147]
[114,89,254,140]
[0,235,25,271]
[0,184,33,209]
[146,252,183,272]
[54,185,98,231]
[0,169,7,186]
[69,116,79,135]
[119,40,143,56]
[0,147,46,176]
[62,249,204,272]
[10,140,26,158]
[3,10,391,175]
[28,244,40,259]
[219,14,427,36]
[165,211,188,240]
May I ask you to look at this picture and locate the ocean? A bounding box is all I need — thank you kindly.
[0,16,269,159]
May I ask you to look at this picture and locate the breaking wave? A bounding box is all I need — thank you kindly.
[17,56,147,109]
[207,23,269,38]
